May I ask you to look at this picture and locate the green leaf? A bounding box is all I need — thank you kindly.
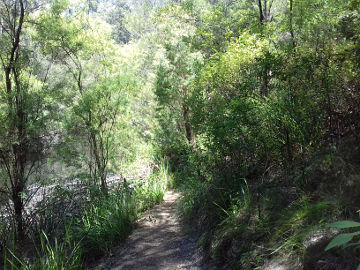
[343,239,360,249]
[357,264,360,270]
[327,220,360,229]
[325,232,360,251]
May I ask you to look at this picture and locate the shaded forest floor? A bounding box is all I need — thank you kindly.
[88,191,210,270]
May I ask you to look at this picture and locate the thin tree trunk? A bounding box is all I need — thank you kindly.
[285,128,292,162]
[4,0,27,241]
[183,103,194,146]
[289,0,296,49]
[260,65,269,97]
[89,128,107,191]
[12,183,24,240]
[258,0,264,24]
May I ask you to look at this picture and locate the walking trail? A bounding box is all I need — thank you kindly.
[90,190,210,270]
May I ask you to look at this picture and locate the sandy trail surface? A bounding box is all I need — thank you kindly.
[90,190,210,270]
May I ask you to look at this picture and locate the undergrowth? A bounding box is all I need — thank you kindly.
[2,160,171,269]
[174,142,360,269]
[3,230,81,270]
[70,189,137,260]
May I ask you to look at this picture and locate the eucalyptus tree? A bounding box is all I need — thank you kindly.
[36,1,135,191]
[154,4,202,148]
[0,0,56,240]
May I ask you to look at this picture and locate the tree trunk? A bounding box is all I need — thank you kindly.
[183,103,194,146]
[260,65,269,97]
[89,129,107,191]
[12,184,24,240]
[3,0,27,241]
[285,128,292,162]
[289,0,296,49]
[258,0,264,24]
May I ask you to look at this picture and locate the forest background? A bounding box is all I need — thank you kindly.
[1,0,360,269]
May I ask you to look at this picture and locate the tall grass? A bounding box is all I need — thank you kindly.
[3,229,81,270]
[133,159,171,211]
[71,189,137,260]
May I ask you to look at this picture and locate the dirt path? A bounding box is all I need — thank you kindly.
[90,190,210,270]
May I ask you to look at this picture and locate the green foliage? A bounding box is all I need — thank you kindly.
[133,159,170,209]
[271,198,338,247]
[4,230,81,270]
[325,219,360,255]
[327,220,360,229]
[69,161,170,261]
[2,0,360,268]
[71,189,136,259]
[36,231,81,270]
[154,5,202,148]
[324,218,360,269]
[325,232,360,251]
